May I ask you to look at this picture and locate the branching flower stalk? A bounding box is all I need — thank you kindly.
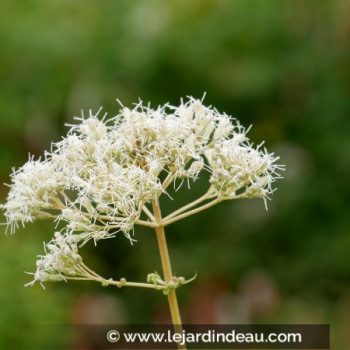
[1,96,283,349]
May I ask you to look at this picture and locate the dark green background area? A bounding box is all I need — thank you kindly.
[0,1,349,349]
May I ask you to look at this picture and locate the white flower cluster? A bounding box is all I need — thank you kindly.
[2,159,65,233]
[206,139,279,200]
[1,96,283,285]
[26,232,83,287]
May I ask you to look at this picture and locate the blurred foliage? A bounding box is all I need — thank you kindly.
[0,0,350,349]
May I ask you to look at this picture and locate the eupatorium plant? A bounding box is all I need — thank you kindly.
[1,96,283,347]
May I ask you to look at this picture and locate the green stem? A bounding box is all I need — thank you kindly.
[152,198,186,350]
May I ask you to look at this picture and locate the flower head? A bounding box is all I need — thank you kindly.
[1,96,283,287]
[26,232,83,287]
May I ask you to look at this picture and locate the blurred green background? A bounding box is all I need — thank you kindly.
[1,0,350,349]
